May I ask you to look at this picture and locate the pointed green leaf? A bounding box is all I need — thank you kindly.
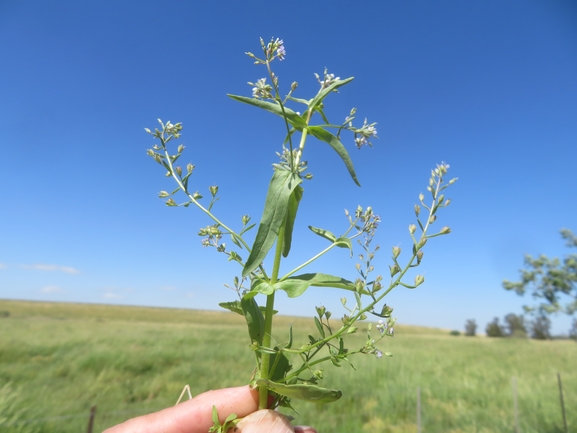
[227,95,307,129]
[308,77,354,112]
[308,225,337,242]
[242,170,302,276]
[334,236,353,257]
[256,379,342,403]
[219,301,243,315]
[275,273,362,298]
[314,316,325,337]
[287,96,310,106]
[241,296,265,346]
[269,350,291,383]
[211,405,219,426]
[251,279,275,295]
[308,126,360,186]
[282,185,303,257]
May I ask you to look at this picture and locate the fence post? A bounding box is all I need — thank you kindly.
[557,373,568,433]
[87,405,97,433]
[512,376,519,433]
[417,386,421,433]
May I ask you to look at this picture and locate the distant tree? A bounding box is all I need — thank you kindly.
[486,317,505,337]
[503,229,577,317]
[450,330,461,336]
[464,319,477,336]
[569,319,577,341]
[503,313,527,338]
[530,315,551,340]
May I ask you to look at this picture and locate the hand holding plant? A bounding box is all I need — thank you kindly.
[144,37,456,430]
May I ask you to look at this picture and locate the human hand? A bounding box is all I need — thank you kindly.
[103,385,317,433]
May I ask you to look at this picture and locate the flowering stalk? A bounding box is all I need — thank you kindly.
[144,38,456,419]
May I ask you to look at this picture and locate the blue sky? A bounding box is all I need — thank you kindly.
[1,0,576,334]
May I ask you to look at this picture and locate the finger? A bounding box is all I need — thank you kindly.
[294,427,317,433]
[233,409,293,433]
[103,385,259,433]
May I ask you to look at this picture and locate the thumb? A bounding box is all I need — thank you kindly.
[233,410,317,433]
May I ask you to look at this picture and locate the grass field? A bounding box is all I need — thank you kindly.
[0,299,575,433]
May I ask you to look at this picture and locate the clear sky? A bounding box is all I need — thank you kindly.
[1,0,576,334]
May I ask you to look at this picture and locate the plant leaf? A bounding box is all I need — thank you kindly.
[282,185,303,257]
[241,296,265,346]
[256,379,342,403]
[307,126,360,186]
[227,95,307,130]
[275,273,360,298]
[308,226,337,242]
[251,278,275,296]
[269,351,291,383]
[308,77,354,112]
[242,170,302,276]
[219,301,243,315]
[334,236,353,257]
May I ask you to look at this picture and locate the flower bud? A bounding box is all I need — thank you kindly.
[381,304,394,317]
[166,198,177,207]
[158,191,169,198]
[392,246,401,259]
[429,215,437,224]
[389,264,400,277]
[177,144,185,154]
[409,224,416,234]
[242,215,251,225]
[440,226,451,234]
[316,306,326,318]
[419,193,424,203]
[175,166,182,176]
[209,185,219,197]
[414,204,421,216]
[416,250,424,264]
[415,275,425,286]
[187,163,195,174]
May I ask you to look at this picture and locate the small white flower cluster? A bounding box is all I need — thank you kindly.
[249,78,273,99]
[354,118,378,149]
[276,39,286,61]
[265,37,285,61]
[315,68,340,90]
[376,319,395,337]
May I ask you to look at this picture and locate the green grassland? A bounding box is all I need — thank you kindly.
[0,299,575,433]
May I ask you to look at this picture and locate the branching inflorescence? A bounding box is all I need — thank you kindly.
[144,37,457,422]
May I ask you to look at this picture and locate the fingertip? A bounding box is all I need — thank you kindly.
[294,427,317,433]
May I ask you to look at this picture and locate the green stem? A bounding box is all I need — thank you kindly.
[258,219,286,409]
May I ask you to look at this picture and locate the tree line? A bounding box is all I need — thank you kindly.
[459,228,577,340]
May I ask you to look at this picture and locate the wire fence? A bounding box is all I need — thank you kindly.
[1,374,571,432]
